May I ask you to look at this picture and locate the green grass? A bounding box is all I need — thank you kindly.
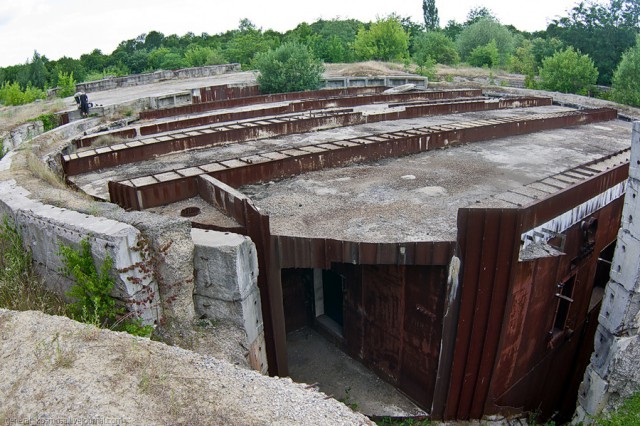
[0,216,68,315]
[595,392,640,425]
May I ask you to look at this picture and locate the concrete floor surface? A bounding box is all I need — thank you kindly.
[287,326,427,418]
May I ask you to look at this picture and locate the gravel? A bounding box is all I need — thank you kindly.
[0,309,373,425]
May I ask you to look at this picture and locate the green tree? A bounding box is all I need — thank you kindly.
[457,18,515,65]
[469,40,500,67]
[253,42,324,94]
[539,47,599,95]
[309,19,361,62]
[510,39,536,75]
[25,51,49,89]
[354,15,409,62]
[56,71,76,98]
[413,31,459,65]
[184,45,226,67]
[530,37,565,70]
[224,19,278,68]
[422,0,440,30]
[611,35,640,107]
[546,0,638,84]
[80,49,108,75]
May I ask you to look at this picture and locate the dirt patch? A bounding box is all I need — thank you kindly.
[323,61,411,77]
[0,309,373,425]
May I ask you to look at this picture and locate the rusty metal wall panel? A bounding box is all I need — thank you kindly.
[468,210,520,419]
[443,208,521,420]
[400,266,448,408]
[138,105,290,136]
[362,265,405,382]
[441,170,627,421]
[520,163,628,230]
[69,99,581,177]
[140,86,387,120]
[107,109,618,211]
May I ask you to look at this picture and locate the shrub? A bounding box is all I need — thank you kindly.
[469,41,500,68]
[0,81,46,106]
[354,15,409,62]
[184,45,227,67]
[539,47,599,95]
[254,42,324,94]
[30,113,61,132]
[56,71,76,98]
[457,18,515,65]
[413,31,459,65]
[59,238,152,337]
[59,239,118,324]
[611,35,640,107]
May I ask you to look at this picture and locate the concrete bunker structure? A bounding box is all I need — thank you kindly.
[5,74,639,421]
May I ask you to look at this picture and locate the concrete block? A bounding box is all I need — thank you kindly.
[619,180,640,241]
[135,215,195,322]
[598,280,640,335]
[606,335,640,402]
[589,325,615,378]
[577,366,609,416]
[609,229,640,293]
[248,331,268,374]
[241,287,264,344]
[194,286,263,342]
[192,229,258,301]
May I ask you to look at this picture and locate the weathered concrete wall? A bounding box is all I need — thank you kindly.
[76,64,241,93]
[0,179,162,323]
[2,121,44,152]
[192,228,268,374]
[576,122,640,422]
[322,75,428,89]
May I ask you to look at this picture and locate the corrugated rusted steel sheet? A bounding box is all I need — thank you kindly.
[68,97,562,176]
[440,208,520,420]
[140,86,388,120]
[338,264,447,408]
[106,109,618,210]
[273,236,455,268]
[440,161,627,421]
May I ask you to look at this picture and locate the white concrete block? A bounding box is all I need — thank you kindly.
[577,367,609,416]
[609,229,640,293]
[598,280,640,335]
[192,228,258,301]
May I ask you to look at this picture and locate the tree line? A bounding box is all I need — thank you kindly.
[0,0,638,106]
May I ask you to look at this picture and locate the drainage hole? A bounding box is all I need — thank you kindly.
[180,207,201,217]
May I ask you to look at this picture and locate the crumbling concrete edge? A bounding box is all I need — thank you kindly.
[0,178,162,324]
[574,122,640,423]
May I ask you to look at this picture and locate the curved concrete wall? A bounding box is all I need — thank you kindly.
[76,64,241,93]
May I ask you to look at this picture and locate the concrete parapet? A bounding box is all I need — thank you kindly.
[191,228,267,373]
[76,64,241,93]
[322,75,428,89]
[0,179,161,323]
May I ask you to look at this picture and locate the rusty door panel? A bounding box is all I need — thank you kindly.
[361,265,405,382]
[400,266,447,407]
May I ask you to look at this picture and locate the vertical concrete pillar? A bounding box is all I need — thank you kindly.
[575,122,640,422]
[191,229,268,374]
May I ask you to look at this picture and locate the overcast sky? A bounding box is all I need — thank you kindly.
[0,0,580,67]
